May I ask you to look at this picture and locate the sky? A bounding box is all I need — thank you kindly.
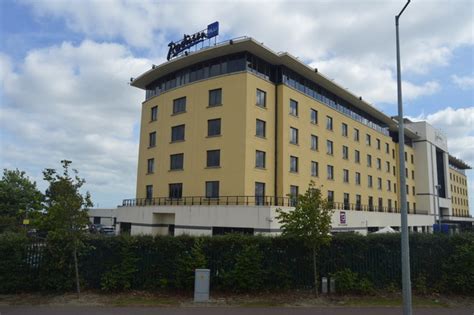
[0,0,473,212]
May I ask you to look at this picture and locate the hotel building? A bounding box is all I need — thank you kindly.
[109,37,471,235]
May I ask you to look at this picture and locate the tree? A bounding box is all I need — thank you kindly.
[40,160,92,294]
[0,169,43,232]
[276,181,334,296]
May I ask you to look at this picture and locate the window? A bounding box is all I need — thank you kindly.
[411,170,415,180]
[311,109,318,124]
[151,106,158,121]
[405,168,408,178]
[376,158,381,170]
[327,165,334,180]
[387,180,391,191]
[368,175,373,188]
[208,118,221,136]
[405,152,408,162]
[311,135,318,150]
[290,127,298,144]
[342,123,348,137]
[385,143,390,154]
[342,145,349,160]
[147,158,154,174]
[376,139,381,150]
[170,153,184,170]
[356,194,362,210]
[378,198,383,211]
[412,186,415,195]
[354,128,359,141]
[386,161,390,172]
[355,172,361,185]
[290,156,298,173]
[256,150,266,168]
[205,181,219,198]
[256,119,266,137]
[377,177,382,190]
[290,99,298,116]
[393,166,396,176]
[171,124,185,142]
[388,199,392,212]
[207,150,220,167]
[392,149,395,159]
[326,116,333,130]
[406,185,409,195]
[290,185,299,205]
[327,191,334,205]
[255,182,265,205]
[149,132,156,147]
[343,169,349,183]
[368,196,374,211]
[366,134,371,146]
[411,154,414,164]
[172,97,186,114]
[344,193,350,210]
[146,185,153,199]
[169,183,182,198]
[326,140,333,155]
[256,89,266,107]
[394,183,397,193]
[311,161,319,177]
[355,150,360,163]
[367,154,372,167]
[209,88,222,106]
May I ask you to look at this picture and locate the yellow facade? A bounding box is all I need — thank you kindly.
[449,167,470,217]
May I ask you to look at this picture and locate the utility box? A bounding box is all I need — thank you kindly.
[321,277,328,294]
[194,269,210,302]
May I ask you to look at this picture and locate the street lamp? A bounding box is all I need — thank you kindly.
[435,184,442,228]
[395,1,412,315]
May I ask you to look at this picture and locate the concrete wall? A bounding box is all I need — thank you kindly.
[88,208,116,226]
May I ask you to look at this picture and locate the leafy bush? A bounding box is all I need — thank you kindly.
[331,268,374,295]
[174,238,207,290]
[223,243,263,292]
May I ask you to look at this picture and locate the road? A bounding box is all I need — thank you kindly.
[0,306,473,315]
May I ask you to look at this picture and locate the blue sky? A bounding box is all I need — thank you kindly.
[0,0,473,211]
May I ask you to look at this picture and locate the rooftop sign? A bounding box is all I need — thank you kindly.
[167,22,219,61]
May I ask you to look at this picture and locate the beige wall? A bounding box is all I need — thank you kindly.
[450,167,470,217]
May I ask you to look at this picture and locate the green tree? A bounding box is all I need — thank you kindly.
[0,169,43,232]
[276,181,334,296]
[39,160,92,294]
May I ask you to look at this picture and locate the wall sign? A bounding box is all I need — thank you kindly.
[339,211,346,225]
[167,22,219,60]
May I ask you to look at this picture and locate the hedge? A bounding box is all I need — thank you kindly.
[0,232,473,295]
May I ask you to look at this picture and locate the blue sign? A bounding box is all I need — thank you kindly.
[167,22,219,60]
[433,223,449,233]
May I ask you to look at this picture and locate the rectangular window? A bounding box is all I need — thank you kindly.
[147,158,154,174]
[411,154,414,164]
[355,150,360,163]
[385,143,390,154]
[376,158,381,170]
[342,145,349,160]
[393,166,396,176]
[412,186,415,195]
[327,165,334,180]
[311,135,318,150]
[377,177,382,190]
[172,97,186,114]
[392,149,395,159]
[256,119,266,138]
[290,156,298,173]
[394,183,397,193]
[405,152,408,162]
[326,140,333,155]
[146,185,153,199]
[344,193,350,210]
[378,198,383,211]
[366,134,371,146]
[376,138,381,150]
[256,150,266,168]
[169,183,183,198]
[328,190,334,205]
[149,131,156,147]
[326,116,333,130]
[341,123,348,137]
[171,124,185,142]
[208,88,222,106]
[355,172,361,185]
[386,161,390,172]
[368,196,374,211]
[356,194,362,210]
[206,150,220,167]
[311,109,318,124]
[151,106,158,121]
[368,175,373,188]
[354,128,359,141]
[387,180,391,191]
[205,181,219,198]
[290,185,299,206]
[343,169,349,183]
[412,170,415,180]
[290,99,298,116]
[388,199,392,212]
[170,153,184,170]
[207,118,221,136]
[255,182,265,205]
[256,89,266,107]
[290,127,299,144]
[311,161,319,177]
[405,168,408,178]
[406,184,409,195]
[367,154,372,167]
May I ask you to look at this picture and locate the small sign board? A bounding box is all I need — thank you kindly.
[339,211,346,225]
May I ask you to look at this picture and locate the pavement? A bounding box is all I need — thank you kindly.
[1,306,473,315]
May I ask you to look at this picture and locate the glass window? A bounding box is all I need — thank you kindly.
[151,106,158,121]
[149,132,156,147]
[354,128,359,141]
[146,185,153,199]
[342,145,349,160]
[376,139,381,150]
[290,99,298,116]
[290,127,298,144]
[255,182,265,205]
[342,123,348,137]
[256,89,266,107]
[355,150,360,163]
[377,177,382,190]
[356,194,361,209]
[205,181,219,198]
[387,180,391,191]
[256,119,266,137]
[355,172,361,185]
[311,109,318,124]
[326,140,333,155]
[311,135,318,150]
[367,154,372,167]
[376,158,381,170]
[172,97,186,114]
[344,193,350,210]
[385,143,390,154]
[326,116,333,130]
[368,196,374,211]
[147,158,154,174]
[411,154,414,164]
[378,198,383,211]
[412,170,415,179]
[208,118,221,136]
[169,183,183,198]
[386,161,390,172]
[366,134,371,146]
[368,175,373,188]
[311,161,318,177]
[207,150,220,167]
[343,169,349,183]
[290,156,298,172]
[290,185,299,205]
[170,153,184,170]
[327,165,334,180]
[327,190,334,204]
[171,124,185,142]
[209,88,222,106]
[256,150,266,168]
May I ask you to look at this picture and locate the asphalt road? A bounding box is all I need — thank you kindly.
[1,306,473,315]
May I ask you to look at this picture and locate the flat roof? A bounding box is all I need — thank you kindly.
[449,155,472,170]
[131,37,418,139]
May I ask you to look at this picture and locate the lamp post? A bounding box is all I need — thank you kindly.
[395,1,412,315]
[435,184,442,229]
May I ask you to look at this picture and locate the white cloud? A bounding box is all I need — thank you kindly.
[451,75,474,90]
[0,40,151,206]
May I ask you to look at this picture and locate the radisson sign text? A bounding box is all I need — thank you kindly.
[167,22,219,60]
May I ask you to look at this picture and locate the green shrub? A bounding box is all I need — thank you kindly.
[331,268,374,295]
[224,243,263,292]
[174,238,207,290]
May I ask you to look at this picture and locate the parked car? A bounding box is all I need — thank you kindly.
[99,226,115,236]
